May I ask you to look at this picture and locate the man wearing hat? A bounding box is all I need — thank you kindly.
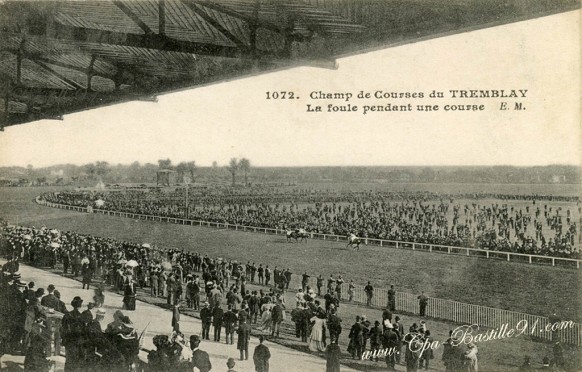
[223,305,237,345]
[369,320,383,362]
[348,316,363,360]
[237,318,251,361]
[270,299,284,338]
[212,303,224,342]
[24,281,36,302]
[253,335,271,372]
[61,296,84,371]
[190,335,212,372]
[327,306,342,344]
[361,315,371,352]
[383,321,399,371]
[418,292,428,317]
[53,290,68,314]
[200,302,212,340]
[8,276,27,353]
[393,316,405,364]
[41,284,59,309]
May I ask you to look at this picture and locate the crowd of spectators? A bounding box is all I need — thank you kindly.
[1,218,575,371]
[40,189,581,259]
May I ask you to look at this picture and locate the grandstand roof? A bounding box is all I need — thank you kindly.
[0,0,578,128]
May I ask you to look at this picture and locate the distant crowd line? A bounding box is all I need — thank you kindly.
[40,190,582,259]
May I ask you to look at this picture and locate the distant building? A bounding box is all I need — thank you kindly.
[551,175,566,183]
[157,169,177,186]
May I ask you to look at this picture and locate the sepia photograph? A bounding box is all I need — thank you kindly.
[0,1,581,371]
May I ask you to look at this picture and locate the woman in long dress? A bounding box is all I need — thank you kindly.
[465,343,478,372]
[259,301,273,333]
[122,279,136,310]
[308,313,327,352]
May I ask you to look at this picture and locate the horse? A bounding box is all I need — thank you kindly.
[346,234,362,250]
[286,229,309,243]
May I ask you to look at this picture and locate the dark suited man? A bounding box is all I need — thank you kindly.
[253,335,271,372]
[348,316,363,360]
[40,284,59,309]
[61,296,84,371]
[200,302,212,340]
[190,335,212,372]
[212,304,224,342]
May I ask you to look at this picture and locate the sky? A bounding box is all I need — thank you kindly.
[0,10,580,168]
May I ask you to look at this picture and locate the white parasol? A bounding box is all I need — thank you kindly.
[50,229,59,234]
[141,243,151,248]
[117,258,127,265]
[50,242,61,248]
[125,260,139,268]
[161,262,172,271]
[95,199,105,207]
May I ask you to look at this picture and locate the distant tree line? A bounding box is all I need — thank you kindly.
[0,164,579,186]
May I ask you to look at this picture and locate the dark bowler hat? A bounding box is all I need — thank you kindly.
[71,296,83,307]
[190,335,200,346]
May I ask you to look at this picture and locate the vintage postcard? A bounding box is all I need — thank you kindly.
[0,1,580,371]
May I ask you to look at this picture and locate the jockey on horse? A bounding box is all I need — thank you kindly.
[346,233,362,250]
[286,227,309,243]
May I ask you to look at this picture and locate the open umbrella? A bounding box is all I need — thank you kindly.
[141,243,151,249]
[23,235,32,240]
[125,260,139,268]
[50,242,61,248]
[161,262,172,271]
[95,199,105,207]
[50,229,59,234]
[117,258,127,265]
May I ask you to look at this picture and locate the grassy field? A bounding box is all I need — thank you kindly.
[1,186,581,370]
[1,187,580,322]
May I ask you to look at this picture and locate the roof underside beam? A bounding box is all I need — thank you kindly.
[112,1,155,35]
[181,0,248,50]
[188,0,282,33]
[53,22,270,58]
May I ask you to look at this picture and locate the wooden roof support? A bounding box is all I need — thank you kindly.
[159,0,166,36]
[16,36,26,86]
[181,1,248,50]
[112,1,154,35]
[249,0,260,57]
[189,0,282,33]
[31,59,85,90]
[87,55,97,91]
[54,23,253,58]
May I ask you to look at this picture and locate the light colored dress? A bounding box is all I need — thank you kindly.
[260,304,273,332]
[466,346,478,372]
[308,316,327,352]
